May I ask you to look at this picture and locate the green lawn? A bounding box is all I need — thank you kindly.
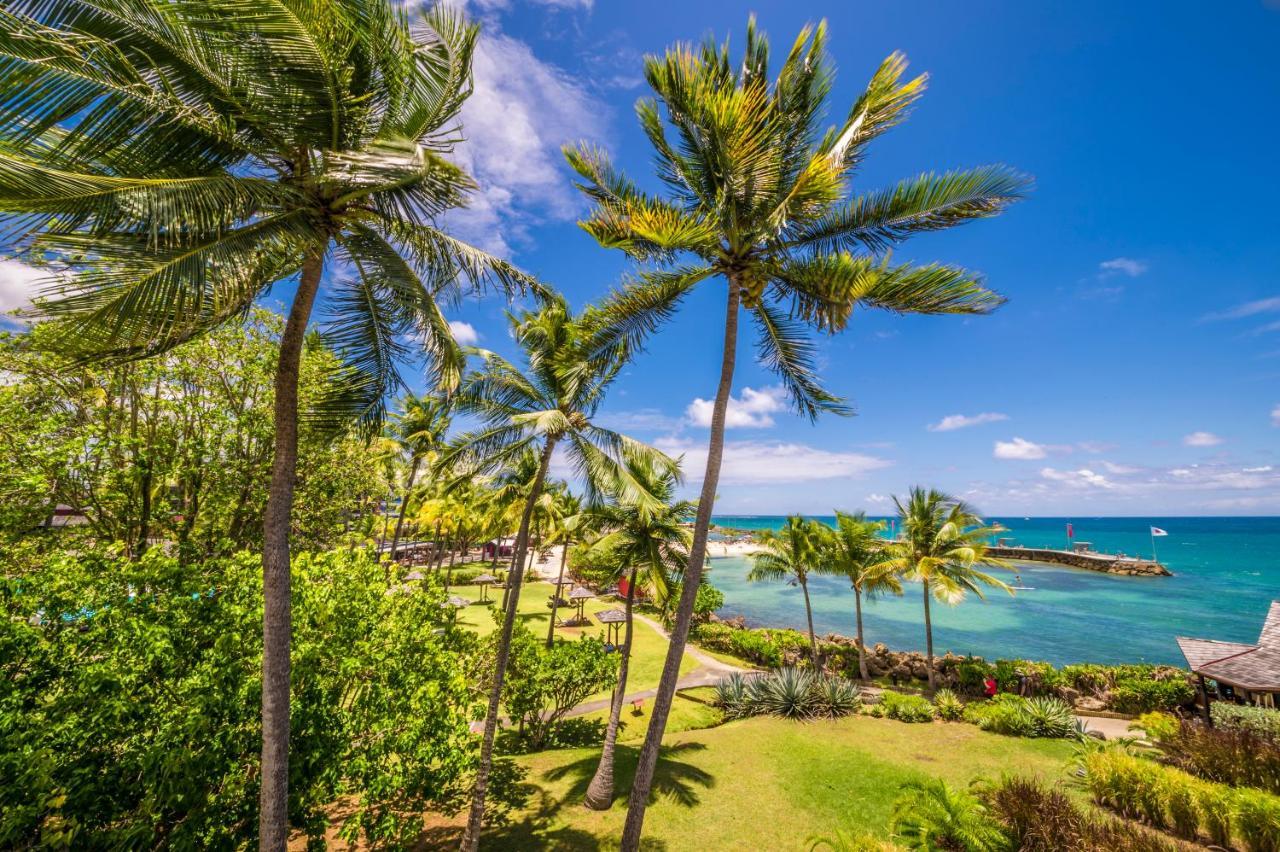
[421,714,1078,850]
[447,578,699,699]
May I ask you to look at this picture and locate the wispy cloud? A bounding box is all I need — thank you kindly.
[686,386,786,429]
[1183,431,1224,447]
[0,258,45,317]
[447,320,480,345]
[657,437,890,485]
[927,412,1008,432]
[444,20,607,255]
[1272,403,1280,427]
[594,408,682,432]
[1202,296,1280,322]
[1099,257,1148,277]
[1040,467,1114,489]
[993,437,1048,460]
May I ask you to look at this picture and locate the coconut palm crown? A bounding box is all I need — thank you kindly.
[567,19,1029,847]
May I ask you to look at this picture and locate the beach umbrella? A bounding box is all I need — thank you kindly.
[473,573,498,602]
[594,607,626,646]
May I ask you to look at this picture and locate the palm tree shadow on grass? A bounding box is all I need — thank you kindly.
[544,742,714,810]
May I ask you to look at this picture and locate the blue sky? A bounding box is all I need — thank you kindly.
[424,0,1280,516]
[4,0,1275,515]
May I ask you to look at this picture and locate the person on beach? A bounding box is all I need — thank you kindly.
[984,677,998,699]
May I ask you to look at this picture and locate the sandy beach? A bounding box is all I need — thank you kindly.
[707,540,757,558]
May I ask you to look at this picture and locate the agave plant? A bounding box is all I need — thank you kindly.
[814,676,863,718]
[714,672,754,719]
[1020,696,1076,739]
[760,667,820,719]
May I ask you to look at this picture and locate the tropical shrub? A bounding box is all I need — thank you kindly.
[1214,703,1280,741]
[1131,711,1180,743]
[1111,678,1195,715]
[714,669,860,720]
[880,691,936,723]
[1156,718,1280,794]
[933,688,966,721]
[978,775,1180,852]
[495,627,618,749]
[0,549,483,849]
[1085,747,1280,850]
[965,694,1078,739]
[1236,787,1280,852]
[714,672,754,719]
[889,779,1006,851]
[956,658,995,695]
[689,622,811,668]
[808,830,903,851]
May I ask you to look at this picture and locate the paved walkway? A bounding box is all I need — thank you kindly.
[566,612,750,719]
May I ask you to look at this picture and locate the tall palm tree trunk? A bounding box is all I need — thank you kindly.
[854,586,869,681]
[388,456,420,561]
[800,576,818,667]
[585,567,637,809]
[621,281,740,851]
[922,578,935,692]
[546,541,569,648]
[461,437,557,852]
[260,250,324,851]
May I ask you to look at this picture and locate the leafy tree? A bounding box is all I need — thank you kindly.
[0,2,529,842]
[440,294,673,849]
[580,456,693,810]
[882,487,1011,691]
[388,392,452,560]
[494,627,617,750]
[0,549,482,849]
[565,19,1026,843]
[749,515,826,662]
[816,511,901,679]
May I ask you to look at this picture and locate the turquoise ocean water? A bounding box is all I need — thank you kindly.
[707,516,1280,666]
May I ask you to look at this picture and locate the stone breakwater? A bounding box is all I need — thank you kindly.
[987,545,1171,576]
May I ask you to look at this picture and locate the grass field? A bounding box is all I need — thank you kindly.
[447,578,699,701]
[420,713,1079,850]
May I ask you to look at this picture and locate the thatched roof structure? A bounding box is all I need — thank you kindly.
[568,586,595,601]
[594,608,627,625]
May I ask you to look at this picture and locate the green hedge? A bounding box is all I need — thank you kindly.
[1085,749,1280,850]
[689,622,811,668]
[1214,703,1280,740]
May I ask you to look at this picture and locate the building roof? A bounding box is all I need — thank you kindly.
[1177,601,1280,691]
[595,608,627,624]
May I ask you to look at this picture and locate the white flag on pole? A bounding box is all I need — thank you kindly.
[1150,526,1168,537]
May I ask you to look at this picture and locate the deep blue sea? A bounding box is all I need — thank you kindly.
[707,516,1280,666]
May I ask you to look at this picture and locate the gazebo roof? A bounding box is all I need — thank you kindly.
[473,573,498,584]
[595,608,627,624]
[1178,601,1280,692]
[403,571,425,581]
[568,586,595,601]
[444,595,471,608]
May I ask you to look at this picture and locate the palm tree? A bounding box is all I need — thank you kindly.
[544,490,586,648]
[566,21,1028,845]
[882,488,1012,692]
[440,294,674,851]
[581,457,693,810]
[817,511,902,680]
[388,393,451,561]
[749,516,825,663]
[0,4,530,845]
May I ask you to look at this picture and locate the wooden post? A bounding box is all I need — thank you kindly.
[1198,674,1213,727]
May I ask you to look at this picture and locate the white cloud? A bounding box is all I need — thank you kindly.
[865,493,891,505]
[1183,431,1223,447]
[445,24,607,254]
[1040,467,1114,489]
[0,259,46,316]
[447,320,480,346]
[1099,257,1148,277]
[1272,403,1280,427]
[686,386,786,429]
[1100,460,1140,475]
[1203,297,1280,322]
[656,437,890,485]
[927,412,1009,432]
[1244,465,1273,473]
[993,437,1047,460]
